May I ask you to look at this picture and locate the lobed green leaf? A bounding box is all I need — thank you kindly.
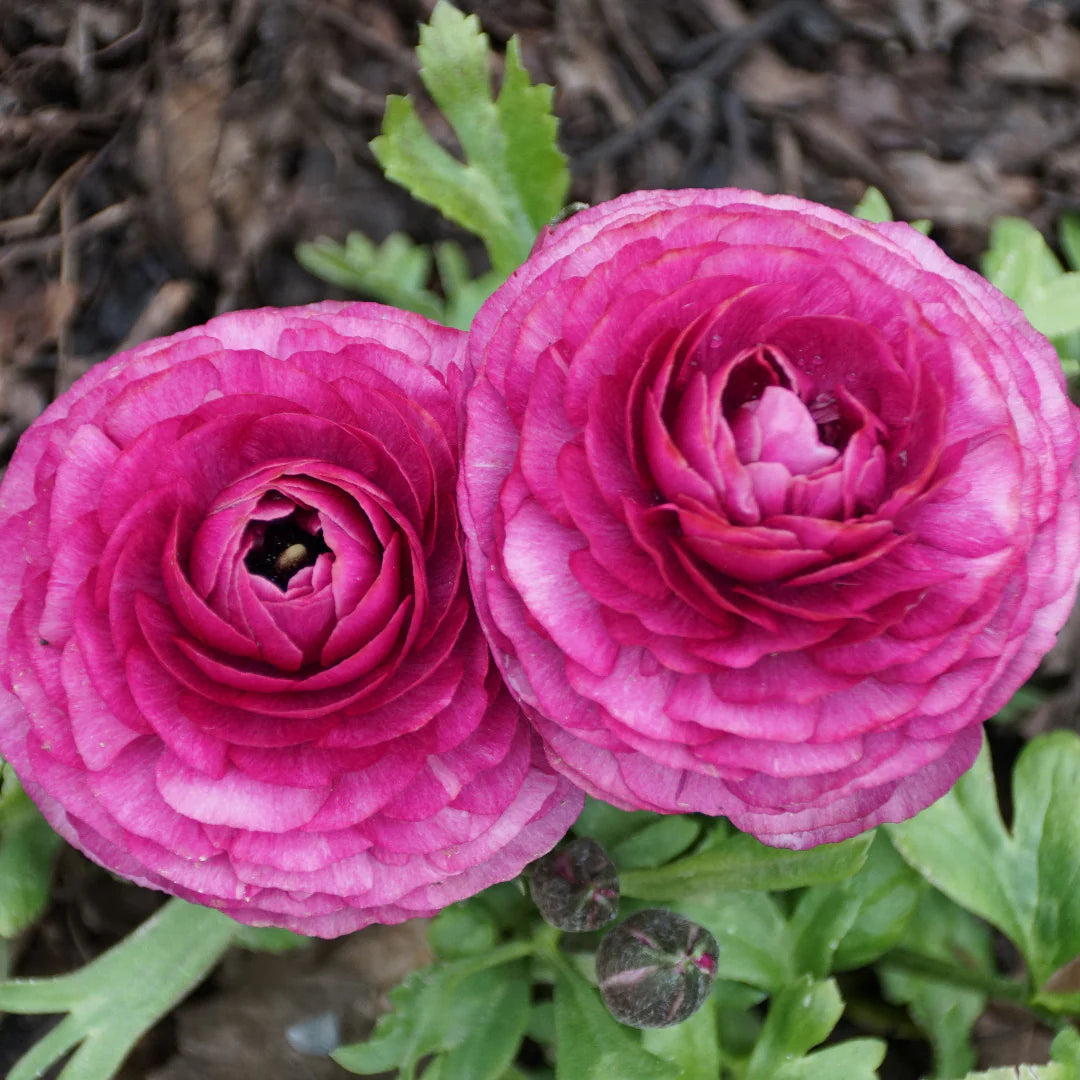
[889,733,1080,1006]
[0,899,236,1080]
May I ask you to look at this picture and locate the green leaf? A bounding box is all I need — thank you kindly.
[745,976,884,1080]
[495,38,568,229]
[371,1,567,278]
[674,892,792,991]
[573,798,668,849]
[296,232,446,323]
[640,994,723,1080]
[830,831,926,971]
[788,886,863,979]
[334,942,533,1078]
[434,241,503,329]
[890,732,1080,1000]
[1051,1026,1080,1068]
[1061,214,1080,272]
[982,217,1064,306]
[620,829,872,900]
[552,955,679,1080]
[776,1040,886,1080]
[230,925,312,953]
[0,792,61,938]
[1020,274,1080,338]
[441,961,531,1080]
[609,816,701,870]
[853,187,893,223]
[0,899,236,1080]
[879,888,993,1078]
[428,898,499,960]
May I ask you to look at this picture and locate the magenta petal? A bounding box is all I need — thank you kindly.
[462,187,1080,848]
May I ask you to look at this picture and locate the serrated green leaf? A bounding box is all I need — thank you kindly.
[552,956,679,1080]
[334,943,533,1078]
[879,888,993,1078]
[853,187,893,223]
[890,732,1080,1001]
[373,96,517,268]
[372,1,567,279]
[778,1040,885,1080]
[620,829,872,900]
[497,38,569,229]
[297,232,447,323]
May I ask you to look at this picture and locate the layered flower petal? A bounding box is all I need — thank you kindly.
[461,189,1080,848]
[0,301,582,935]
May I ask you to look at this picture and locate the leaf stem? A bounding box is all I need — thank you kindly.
[880,948,1029,1004]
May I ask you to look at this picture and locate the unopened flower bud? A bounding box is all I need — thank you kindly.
[596,908,718,1028]
[529,836,620,932]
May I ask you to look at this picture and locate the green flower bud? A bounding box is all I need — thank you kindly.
[529,836,620,932]
[596,908,718,1028]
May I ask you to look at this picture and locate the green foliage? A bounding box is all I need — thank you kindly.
[889,733,1080,1010]
[552,954,679,1080]
[619,827,872,900]
[745,975,885,1080]
[640,995,723,1080]
[299,1,569,328]
[0,766,62,938]
[334,945,533,1079]
[879,889,994,1078]
[852,185,932,234]
[230,924,313,953]
[0,899,236,1080]
[428,898,500,959]
[981,216,1080,372]
[607,815,702,870]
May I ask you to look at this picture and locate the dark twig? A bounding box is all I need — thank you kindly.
[574,0,810,175]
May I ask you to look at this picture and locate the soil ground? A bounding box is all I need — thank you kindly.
[2,0,1080,1076]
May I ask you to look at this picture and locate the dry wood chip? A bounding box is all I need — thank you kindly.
[983,24,1080,87]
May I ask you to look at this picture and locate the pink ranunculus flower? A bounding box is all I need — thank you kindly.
[460,189,1080,849]
[0,302,582,936]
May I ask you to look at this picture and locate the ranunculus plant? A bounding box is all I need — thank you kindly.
[0,301,581,936]
[460,187,1080,849]
[6,6,1080,1080]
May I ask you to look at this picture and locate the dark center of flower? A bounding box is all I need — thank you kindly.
[244,512,331,590]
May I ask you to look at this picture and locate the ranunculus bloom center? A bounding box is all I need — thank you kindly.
[244,500,333,590]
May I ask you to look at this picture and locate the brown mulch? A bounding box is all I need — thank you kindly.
[2,0,1080,1076]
